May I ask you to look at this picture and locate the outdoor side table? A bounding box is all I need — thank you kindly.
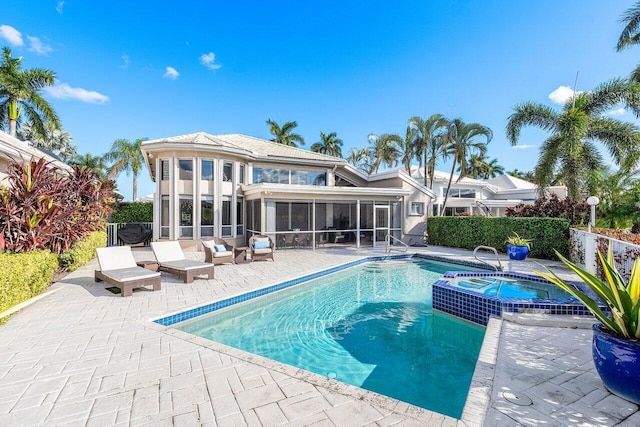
[234,247,248,264]
[136,260,159,271]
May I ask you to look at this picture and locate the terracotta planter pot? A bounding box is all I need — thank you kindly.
[592,323,640,404]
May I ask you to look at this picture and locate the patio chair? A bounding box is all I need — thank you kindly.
[94,246,161,297]
[202,237,234,265]
[249,234,275,262]
[151,241,215,283]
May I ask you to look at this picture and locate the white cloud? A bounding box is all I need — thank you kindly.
[120,53,130,69]
[56,1,65,14]
[27,36,52,55]
[199,52,222,70]
[608,107,626,116]
[511,144,536,150]
[44,83,109,103]
[163,66,179,80]
[0,25,24,46]
[548,86,583,105]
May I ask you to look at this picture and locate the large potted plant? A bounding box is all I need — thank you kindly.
[536,250,640,404]
[505,232,532,260]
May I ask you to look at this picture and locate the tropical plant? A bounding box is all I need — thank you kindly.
[104,137,147,201]
[369,133,402,173]
[266,119,305,147]
[505,194,590,225]
[311,131,343,157]
[69,153,110,182]
[410,114,448,188]
[506,78,640,201]
[18,120,77,161]
[617,1,640,82]
[440,119,493,214]
[0,158,115,254]
[536,249,640,339]
[345,147,376,174]
[507,169,536,182]
[399,124,418,174]
[505,231,532,248]
[459,154,505,179]
[0,47,60,137]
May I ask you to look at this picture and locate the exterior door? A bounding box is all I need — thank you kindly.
[374,206,389,246]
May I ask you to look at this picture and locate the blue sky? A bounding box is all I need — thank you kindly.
[2,1,639,200]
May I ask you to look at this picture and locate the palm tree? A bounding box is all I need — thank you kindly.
[483,158,505,178]
[69,153,110,182]
[617,1,640,82]
[440,119,493,214]
[410,114,448,188]
[506,78,640,200]
[507,169,535,182]
[461,154,505,179]
[19,120,77,161]
[311,131,343,157]
[0,47,60,137]
[266,119,305,147]
[345,147,376,174]
[369,133,402,173]
[104,137,147,201]
[399,124,418,174]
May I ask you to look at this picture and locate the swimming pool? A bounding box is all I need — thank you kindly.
[174,259,485,418]
[452,276,575,300]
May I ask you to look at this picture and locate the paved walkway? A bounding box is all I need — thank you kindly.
[0,245,637,426]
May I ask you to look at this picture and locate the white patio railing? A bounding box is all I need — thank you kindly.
[570,228,640,281]
[106,222,153,247]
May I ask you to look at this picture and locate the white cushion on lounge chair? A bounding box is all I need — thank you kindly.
[101,267,160,282]
[202,240,216,249]
[160,259,212,271]
[96,246,138,270]
[212,250,233,258]
[151,241,186,263]
[253,248,273,255]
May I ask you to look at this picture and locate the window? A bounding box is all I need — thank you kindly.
[161,160,170,181]
[222,196,232,237]
[160,195,170,238]
[445,188,476,198]
[252,167,326,186]
[239,164,245,184]
[201,160,214,181]
[179,195,193,238]
[236,196,244,236]
[179,159,193,180]
[200,195,214,237]
[410,202,425,216]
[223,162,233,182]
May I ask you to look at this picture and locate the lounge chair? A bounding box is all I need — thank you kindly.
[202,237,234,265]
[151,241,214,283]
[94,246,161,297]
[249,234,275,262]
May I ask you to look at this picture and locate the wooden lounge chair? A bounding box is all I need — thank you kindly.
[151,241,214,283]
[94,246,161,297]
[202,237,234,265]
[249,234,275,262]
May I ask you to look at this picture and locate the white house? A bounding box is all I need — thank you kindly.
[0,131,71,184]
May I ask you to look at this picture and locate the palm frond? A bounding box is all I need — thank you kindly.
[506,102,558,144]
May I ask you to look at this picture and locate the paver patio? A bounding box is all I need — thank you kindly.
[0,246,638,426]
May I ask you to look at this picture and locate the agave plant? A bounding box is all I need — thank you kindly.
[536,249,640,340]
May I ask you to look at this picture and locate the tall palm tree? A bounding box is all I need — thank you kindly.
[345,147,376,174]
[410,114,448,188]
[440,119,493,214]
[460,154,505,179]
[369,133,402,173]
[617,1,640,82]
[506,78,640,200]
[104,137,147,201]
[266,119,305,147]
[69,153,110,182]
[0,47,60,137]
[311,131,343,157]
[399,124,418,174]
[19,120,77,161]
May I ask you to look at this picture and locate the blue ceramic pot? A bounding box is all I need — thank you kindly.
[592,323,640,404]
[506,244,529,260]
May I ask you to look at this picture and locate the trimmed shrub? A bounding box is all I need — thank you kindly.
[110,202,153,223]
[58,230,107,271]
[0,250,58,314]
[426,216,571,259]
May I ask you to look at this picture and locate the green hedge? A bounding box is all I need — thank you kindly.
[0,250,59,314]
[110,202,153,223]
[59,230,107,271]
[426,217,570,259]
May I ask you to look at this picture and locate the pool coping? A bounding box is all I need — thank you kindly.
[146,253,499,423]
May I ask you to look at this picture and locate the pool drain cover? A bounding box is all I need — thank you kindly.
[502,391,532,406]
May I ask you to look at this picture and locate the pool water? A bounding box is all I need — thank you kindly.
[175,260,486,418]
[454,276,575,300]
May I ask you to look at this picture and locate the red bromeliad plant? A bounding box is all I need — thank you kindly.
[0,158,115,254]
[505,194,590,225]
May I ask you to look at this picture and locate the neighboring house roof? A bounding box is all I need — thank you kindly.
[0,131,71,171]
[487,174,536,190]
[368,167,436,198]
